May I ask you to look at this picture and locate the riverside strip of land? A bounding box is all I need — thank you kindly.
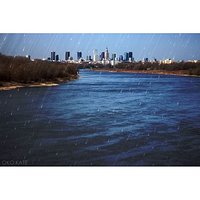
[0,54,79,91]
[93,68,200,78]
[90,61,200,78]
[0,77,77,91]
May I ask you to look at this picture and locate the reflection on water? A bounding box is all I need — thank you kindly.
[0,69,200,166]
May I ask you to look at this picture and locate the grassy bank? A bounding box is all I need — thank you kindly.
[0,54,79,90]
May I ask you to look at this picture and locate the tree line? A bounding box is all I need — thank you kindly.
[0,54,78,83]
[87,61,200,75]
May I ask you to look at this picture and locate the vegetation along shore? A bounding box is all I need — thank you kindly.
[0,54,79,91]
[90,61,200,77]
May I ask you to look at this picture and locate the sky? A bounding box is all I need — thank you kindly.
[0,33,200,61]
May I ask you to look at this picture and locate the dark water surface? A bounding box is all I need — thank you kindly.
[0,69,200,166]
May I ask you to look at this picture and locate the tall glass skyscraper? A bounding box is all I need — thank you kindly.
[119,55,123,61]
[124,52,129,61]
[55,54,59,61]
[51,51,56,61]
[112,53,116,60]
[128,52,133,61]
[65,51,70,60]
[77,51,82,60]
[105,47,109,60]
[93,49,98,62]
[100,52,105,61]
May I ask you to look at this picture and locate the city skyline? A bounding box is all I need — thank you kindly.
[0,33,200,61]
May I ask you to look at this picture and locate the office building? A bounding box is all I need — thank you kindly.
[56,54,59,61]
[163,59,172,64]
[100,52,105,61]
[124,52,129,61]
[105,47,109,60]
[112,53,117,61]
[77,51,82,60]
[93,49,98,62]
[65,51,70,61]
[128,52,133,61]
[51,51,56,61]
[119,55,123,61]
[86,55,92,61]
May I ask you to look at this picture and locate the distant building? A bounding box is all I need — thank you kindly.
[51,51,56,61]
[128,52,133,62]
[163,59,172,64]
[100,52,105,61]
[26,55,31,60]
[112,53,117,61]
[65,51,70,61]
[102,59,106,65]
[93,49,98,62]
[119,55,123,61]
[77,51,82,60]
[124,52,129,61]
[102,59,110,65]
[105,47,109,60]
[56,54,59,61]
[111,60,118,66]
[187,60,198,63]
[86,55,92,61]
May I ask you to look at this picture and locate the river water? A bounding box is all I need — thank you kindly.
[0,69,200,166]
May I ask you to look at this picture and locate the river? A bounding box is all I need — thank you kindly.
[0,69,200,166]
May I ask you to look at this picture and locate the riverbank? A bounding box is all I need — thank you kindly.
[0,75,78,91]
[0,54,79,91]
[93,68,200,78]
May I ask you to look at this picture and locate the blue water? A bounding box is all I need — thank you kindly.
[0,69,200,166]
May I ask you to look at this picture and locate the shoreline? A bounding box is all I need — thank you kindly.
[93,69,200,78]
[0,54,79,91]
[0,75,78,91]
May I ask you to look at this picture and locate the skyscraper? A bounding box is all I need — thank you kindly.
[128,52,133,61]
[119,55,123,61]
[124,52,129,61]
[93,49,98,62]
[77,51,82,60]
[86,55,92,61]
[105,47,109,60]
[100,52,105,61]
[51,51,56,61]
[56,54,59,61]
[65,51,70,61]
[112,53,117,61]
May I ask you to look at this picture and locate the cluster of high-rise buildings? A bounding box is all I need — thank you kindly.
[48,48,134,66]
[46,48,200,65]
